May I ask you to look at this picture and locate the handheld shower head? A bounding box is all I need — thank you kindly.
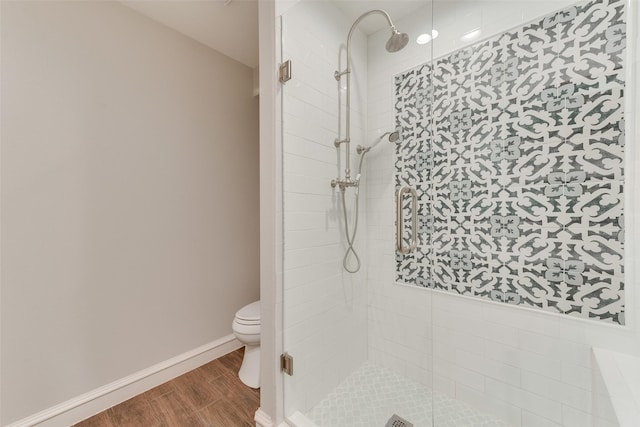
[385,130,400,143]
[357,130,401,154]
[386,29,409,52]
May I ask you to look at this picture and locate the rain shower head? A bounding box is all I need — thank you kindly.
[386,29,409,52]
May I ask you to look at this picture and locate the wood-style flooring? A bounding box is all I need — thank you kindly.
[74,348,259,427]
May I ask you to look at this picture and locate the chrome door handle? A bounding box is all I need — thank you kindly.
[396,186,418,254]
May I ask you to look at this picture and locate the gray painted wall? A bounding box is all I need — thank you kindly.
[0,1,259,423]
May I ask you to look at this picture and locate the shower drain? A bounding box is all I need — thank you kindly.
[385,414,413,427]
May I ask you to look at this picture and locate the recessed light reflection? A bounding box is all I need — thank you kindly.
[416,30,439,45]
[460,28,481,42]
[416,33,431,44]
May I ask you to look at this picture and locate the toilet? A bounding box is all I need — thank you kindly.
[232,301,261,388]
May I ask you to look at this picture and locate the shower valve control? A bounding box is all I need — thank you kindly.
[331,178,359,190]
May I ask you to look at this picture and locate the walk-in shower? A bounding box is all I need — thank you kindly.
[331,9,407,273]
[280,0,636,425]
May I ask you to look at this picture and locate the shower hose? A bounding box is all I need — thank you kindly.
[340,151,367,273]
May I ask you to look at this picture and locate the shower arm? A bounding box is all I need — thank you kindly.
[332,10,397,190]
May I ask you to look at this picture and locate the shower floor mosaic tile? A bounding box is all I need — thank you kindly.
[307,363,510,427]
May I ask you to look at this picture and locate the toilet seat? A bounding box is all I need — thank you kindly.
[235,301,260,322]
[232,301,261,338]
[234,318,260,326]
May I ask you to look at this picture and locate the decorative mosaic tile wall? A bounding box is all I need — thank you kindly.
[394,0,626,324]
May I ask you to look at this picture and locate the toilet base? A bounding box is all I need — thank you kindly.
[238,344,260,389]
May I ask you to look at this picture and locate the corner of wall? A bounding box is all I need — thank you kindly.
[258,0,284,424]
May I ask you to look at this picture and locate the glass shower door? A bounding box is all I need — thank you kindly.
[280,1,371,423]
[280,1,437,426]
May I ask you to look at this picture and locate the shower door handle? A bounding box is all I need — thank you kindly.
[396,186,418,254]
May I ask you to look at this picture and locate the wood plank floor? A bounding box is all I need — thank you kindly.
[74,348,259,427]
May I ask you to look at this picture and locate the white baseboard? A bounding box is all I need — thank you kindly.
[255,407,274,427]
[8,335,242,427]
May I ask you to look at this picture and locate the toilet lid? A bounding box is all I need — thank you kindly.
[236,301,260,322]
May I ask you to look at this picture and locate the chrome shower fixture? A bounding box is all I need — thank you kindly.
[386,30,410,53]
[331,9,408,191]
[357,130,400,154]
[334,130,401,274]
